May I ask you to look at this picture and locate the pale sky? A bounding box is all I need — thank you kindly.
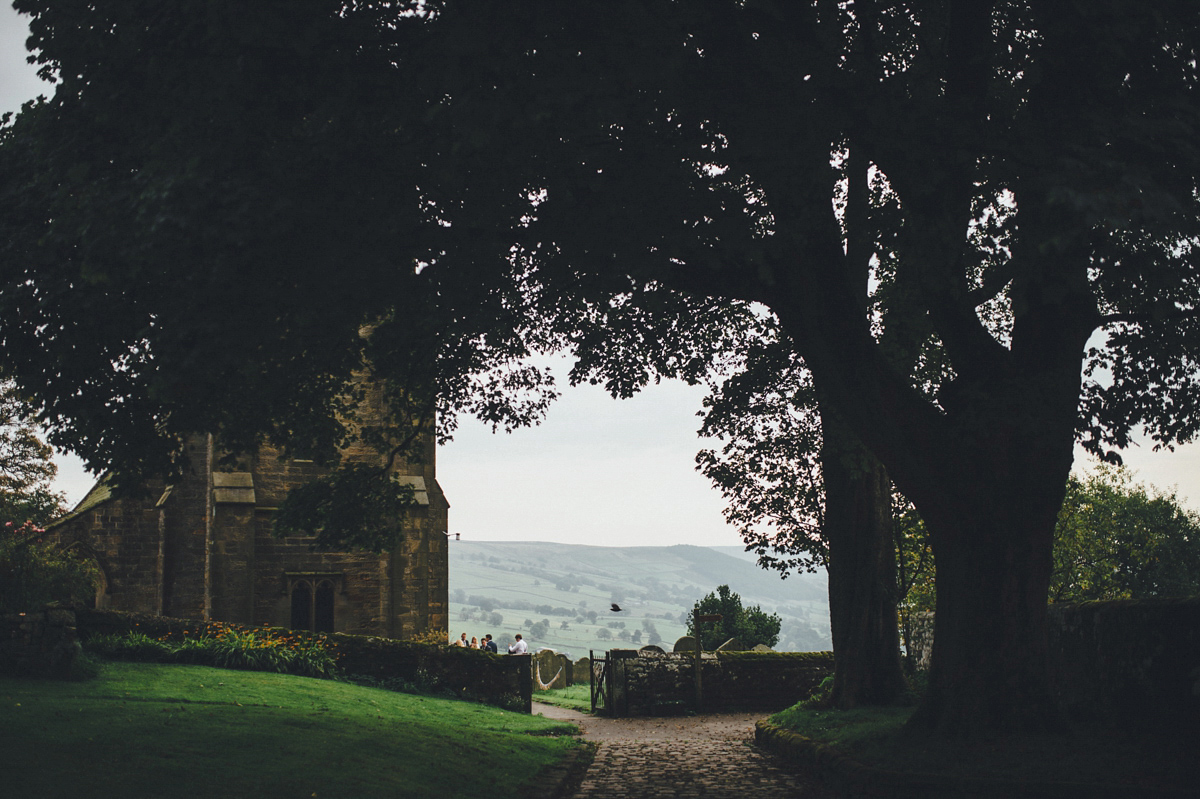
[6,5,1200,549]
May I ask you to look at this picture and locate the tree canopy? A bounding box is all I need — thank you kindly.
[4,0,1200,734]
[687,584,781,651]
[900,462,1200,610]
[1051,465,1200,602]
[0,381,65,528]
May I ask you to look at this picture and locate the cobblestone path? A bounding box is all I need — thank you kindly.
[573,738,829,798]
[533,703,835,799]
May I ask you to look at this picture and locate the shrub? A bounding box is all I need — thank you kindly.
[66,652,102,681]
[87,632,173,662]
[408,628,450,647]
[798,675,835,709]
[86,625,339,679]
[0,521,97,613]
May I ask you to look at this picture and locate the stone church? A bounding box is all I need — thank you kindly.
[50,427,449,640]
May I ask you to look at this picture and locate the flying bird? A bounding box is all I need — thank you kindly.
[610,603,622,612]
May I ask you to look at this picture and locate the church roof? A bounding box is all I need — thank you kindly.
[48,473,114,528]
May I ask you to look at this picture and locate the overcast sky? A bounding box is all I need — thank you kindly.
[6,5,1200,549]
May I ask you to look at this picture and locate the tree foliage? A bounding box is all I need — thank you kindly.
[0,520,97,613]
[271,463,420,552]
[1051,465,1200,602]
[6,1,1200,733]
[0,381,65,528]
[900,463,1200,614]
[687,584,781,650]
[0,383,90,613]
[0,1,759,551]
[0,0,565,494]
[697,339,826,575]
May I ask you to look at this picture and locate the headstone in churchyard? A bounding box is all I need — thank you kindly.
[533,648,569,690]
[715,637,743,651]
[572,656,591,684]
[673,635,698,653]
[751,643,773,652]
[638,644,665,655]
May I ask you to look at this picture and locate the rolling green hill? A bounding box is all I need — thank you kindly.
[448,541,830,658]
[2,661,576,798]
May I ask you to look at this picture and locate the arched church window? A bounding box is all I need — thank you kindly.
[314,580,335,633]
[290,580,313,630]
[285,572,343,633]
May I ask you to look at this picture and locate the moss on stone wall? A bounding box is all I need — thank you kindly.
[907,599,1200,728]
[0,606,81,678]
[1047,597,1200,728]
[604,649,834,716]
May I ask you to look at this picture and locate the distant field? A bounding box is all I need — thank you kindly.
[448,541,831,658]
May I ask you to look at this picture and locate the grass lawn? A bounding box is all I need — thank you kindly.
[533,683,593,713]
[768,703,1199,794]
[1,661,580,799]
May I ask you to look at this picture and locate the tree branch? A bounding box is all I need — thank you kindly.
[1099,307,1200,327]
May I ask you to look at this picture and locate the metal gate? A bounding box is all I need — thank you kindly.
[589,649,612,715]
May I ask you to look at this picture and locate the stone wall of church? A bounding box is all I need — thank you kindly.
[251,512,395,636]
[55,492,163,616]
[49,428,449,640]
[390,508,449,639]
[159,443,210,621]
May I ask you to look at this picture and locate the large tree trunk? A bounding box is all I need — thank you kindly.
[909,497,1065,735]
[897,393,1079,735]
[822,414,906,708]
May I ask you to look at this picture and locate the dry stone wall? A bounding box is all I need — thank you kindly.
[604,649,834,716]
[0,606,80,678]
[907,599,1200,727]
[1047,597,1200,728]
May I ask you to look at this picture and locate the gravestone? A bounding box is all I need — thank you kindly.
[532,648,569,690]
[673,635,698,653]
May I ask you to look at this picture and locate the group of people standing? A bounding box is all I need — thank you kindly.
[454,632,528,654]
[456,632,497,651]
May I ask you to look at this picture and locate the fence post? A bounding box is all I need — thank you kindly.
[589,649,596,713]
[693,611,723,712]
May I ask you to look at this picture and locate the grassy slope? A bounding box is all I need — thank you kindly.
[532,684,593,713]
[769,704,1199,793]
[1,661,578,799]
[449,541,831,657]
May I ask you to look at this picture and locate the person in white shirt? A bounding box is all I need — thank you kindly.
[508,634,528,654]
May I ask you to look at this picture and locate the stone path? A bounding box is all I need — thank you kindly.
[532,703,836,798]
